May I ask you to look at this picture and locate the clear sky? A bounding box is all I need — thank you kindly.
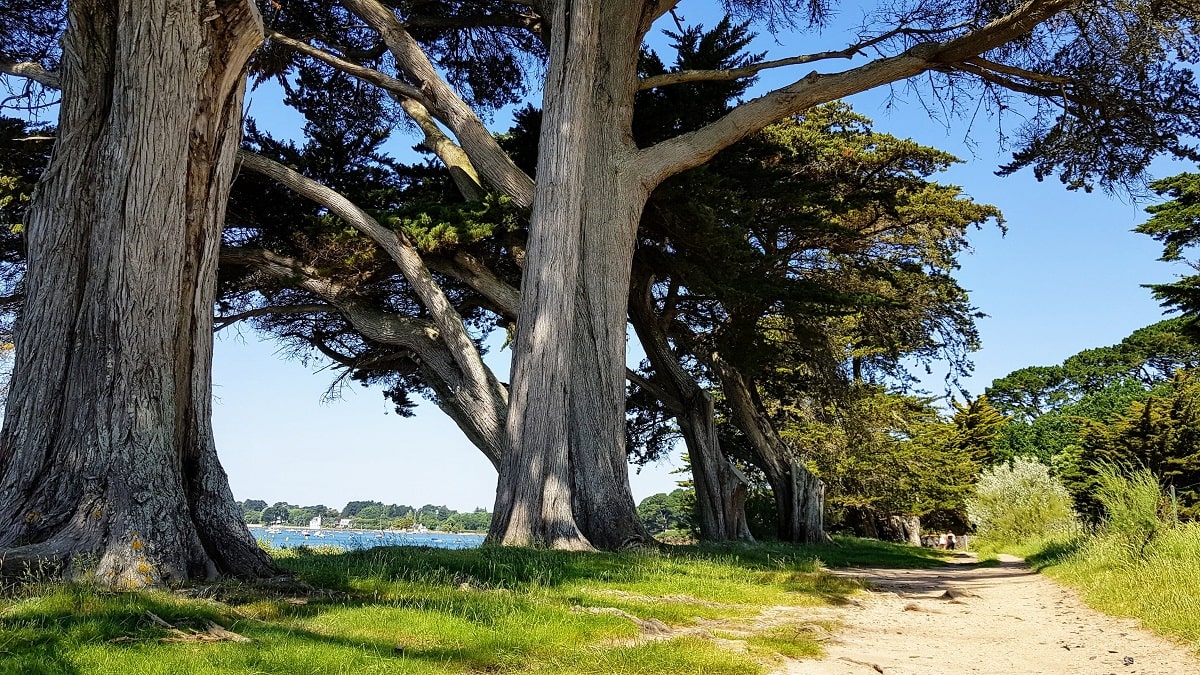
[211,4,1193,514]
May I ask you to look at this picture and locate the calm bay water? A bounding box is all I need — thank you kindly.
[249,526,484,551]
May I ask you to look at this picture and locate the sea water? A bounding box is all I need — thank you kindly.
[249,526,484,551]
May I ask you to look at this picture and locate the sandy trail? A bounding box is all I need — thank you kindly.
[783,553,1200,675]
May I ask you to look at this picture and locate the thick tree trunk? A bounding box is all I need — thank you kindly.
[713,358,827,543]
[489,0,653,550]
[629,270,751,542]
[0,0,274,586]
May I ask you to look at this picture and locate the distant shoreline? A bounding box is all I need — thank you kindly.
[248,524,486,536]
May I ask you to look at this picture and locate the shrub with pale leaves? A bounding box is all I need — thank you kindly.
[967,457,1078,544]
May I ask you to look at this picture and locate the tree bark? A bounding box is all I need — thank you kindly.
[489,0,654,550]
[628,270,751,542]
[713,358,827,544]
[0,0,274,586]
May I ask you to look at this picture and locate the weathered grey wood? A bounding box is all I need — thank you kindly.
[0,0,274,586]
[488,0,655,550]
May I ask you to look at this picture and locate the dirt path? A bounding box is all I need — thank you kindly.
[783,553,1200,675]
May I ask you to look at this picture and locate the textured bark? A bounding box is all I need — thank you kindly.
[489,0,654,550]
[629,271,750,542]
[714,359,827,544]
[0,0,273,586]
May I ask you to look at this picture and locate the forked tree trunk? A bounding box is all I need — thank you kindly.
[489,0,653,550]
[0,0,274,586]
[629,270,751,541]
[713,358,827,543]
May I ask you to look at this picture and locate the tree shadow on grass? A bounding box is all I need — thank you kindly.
[0,541,904,674]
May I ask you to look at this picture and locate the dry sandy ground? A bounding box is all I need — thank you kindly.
[782,554,1200,675]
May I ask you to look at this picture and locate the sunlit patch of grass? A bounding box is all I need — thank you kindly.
[0,537,943,674]
[745,622,827,659]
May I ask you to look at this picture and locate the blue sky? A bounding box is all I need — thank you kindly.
[212,5,1193,513]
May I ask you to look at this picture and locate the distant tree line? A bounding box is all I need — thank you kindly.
[981,315,1200,521]
[238,499,492,533]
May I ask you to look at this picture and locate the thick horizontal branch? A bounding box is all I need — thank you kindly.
[639,50,858,91]
[0,62,60,89]
[635,0,1075,186]
[426,250,520,319]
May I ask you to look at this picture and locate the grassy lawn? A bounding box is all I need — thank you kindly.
[0,536,943,674]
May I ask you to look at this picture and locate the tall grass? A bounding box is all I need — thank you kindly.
[1007,468,1200,653]
[0,537,932,674]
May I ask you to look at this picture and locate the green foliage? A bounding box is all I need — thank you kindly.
[1069,372,1200,520]
[985,366,1070,421]
[1139,171,1200,327]
[987,319,1200,419]
[637,489,697,535]
[1093,465,1177,557]
[983,320,1200,477]
[949,395,1008,464]
[799,386,979,522]
[966,457,1079,545]
[387,192,522,253]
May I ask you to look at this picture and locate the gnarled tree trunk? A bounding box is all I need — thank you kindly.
[629,269,751,542]
[0,0,273,586]
[713,358,827,543]
[489,0,653,550]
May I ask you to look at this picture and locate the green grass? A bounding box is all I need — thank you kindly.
[0,536,939,674]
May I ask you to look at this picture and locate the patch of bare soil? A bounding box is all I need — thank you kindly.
[782,553,1200,675]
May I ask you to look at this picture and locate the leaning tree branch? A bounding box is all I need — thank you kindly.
[625,368,683,412]
[265,31,489,202]
[237,150,508,410]
[224,243,508,467]
[637,19,983,91]
[0,62,60,89]
[634,0,1075,187]
[343,0,536,207]
[425,250,520,320]
[266,30,425,100]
